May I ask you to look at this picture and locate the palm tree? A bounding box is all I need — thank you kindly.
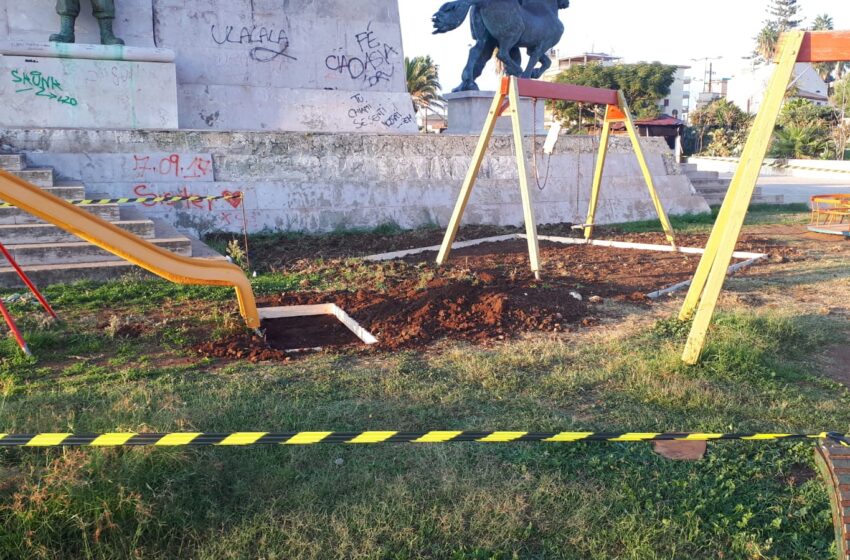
[405,56,445,114]
[812,14,834,30]
[812,14,836,82]
[754,24,780,63]
[771,125,829,159]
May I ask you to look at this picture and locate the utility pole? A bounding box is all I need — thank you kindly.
[707,63,715,93]
[691,56,723,93]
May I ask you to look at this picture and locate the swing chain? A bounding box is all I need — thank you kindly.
[531,98,552,192]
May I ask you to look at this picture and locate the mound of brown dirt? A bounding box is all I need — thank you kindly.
[196,238,773,362]
[196,275,588,361]
[196,332,292,363]
[280,276,588,350]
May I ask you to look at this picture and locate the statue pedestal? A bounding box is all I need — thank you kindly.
[445,90,546,135]
[0,41,178,130]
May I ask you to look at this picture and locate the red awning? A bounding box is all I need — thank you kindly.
[634,115,685,127]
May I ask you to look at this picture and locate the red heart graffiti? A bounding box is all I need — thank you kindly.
[222,190,244,209]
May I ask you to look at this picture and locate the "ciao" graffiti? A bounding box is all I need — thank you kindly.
[325,22,399,88]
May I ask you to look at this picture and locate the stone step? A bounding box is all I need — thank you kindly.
[690,178,731,188]
[0,220,155,245]
[44,183,87,201]
[0,261,147,288]
[0,229,225,288]
[0,204,120,225]
[703,195,783,206]
[696,186,765,194]
[9,168,54,188]
[684,170,720,180]
[680,163,698,172]
[3,236,192,267]
[0,154,25,171]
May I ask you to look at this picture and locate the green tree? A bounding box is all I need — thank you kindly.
[405,56,445,114]
[768,0,802,31]
[689,99,752,154]
[772,99,834,158]
[754,0,802,63]
[810,14,840,82]
[754,23,780,62]
[770,125,829,158]
[777,98,836,129]
[812,13,833,30]
[551,62,676,129]
[832,77,850,115]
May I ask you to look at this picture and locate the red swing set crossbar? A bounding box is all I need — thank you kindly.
[509,77,619,105]
[495,77,621,117]
[0,241,57,356]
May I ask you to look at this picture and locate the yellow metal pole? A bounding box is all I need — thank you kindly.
[619,92,677,249]
[509,76,542,279]
[584,114,613,240]
[680,31,805,365]
[436,87,506,265]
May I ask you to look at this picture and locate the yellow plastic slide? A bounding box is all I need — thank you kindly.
[0,169,261,329]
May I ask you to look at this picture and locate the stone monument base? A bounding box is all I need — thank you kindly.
[178,86,419,134]
[1,128,711,235]
[445,90,546,135]
[0,41,178,130]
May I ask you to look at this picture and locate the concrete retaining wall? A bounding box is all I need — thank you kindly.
[1,129,710,235]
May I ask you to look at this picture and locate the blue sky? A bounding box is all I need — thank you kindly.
[399,0,850,92]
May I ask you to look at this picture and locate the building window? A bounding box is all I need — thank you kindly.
[664,99,670,107]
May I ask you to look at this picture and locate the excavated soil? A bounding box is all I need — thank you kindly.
[197,238,771,362]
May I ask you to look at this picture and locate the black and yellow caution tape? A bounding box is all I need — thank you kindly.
[698,157,850,175]
[1,432,848,447]
[0,193,244,208]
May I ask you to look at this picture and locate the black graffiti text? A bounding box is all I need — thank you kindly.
[210,24,297,62]
[325,22,399,88]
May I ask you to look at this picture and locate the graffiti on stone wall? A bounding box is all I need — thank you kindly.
[84,65,134,87]
[325,22,400,88]
[347,93,414,131]
[11,70,78,106]
[132,184,246,228]
[132,154,214,181]
[210,23,297,63]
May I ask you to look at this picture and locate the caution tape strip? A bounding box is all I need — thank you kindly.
[1,432,848,447]
[696,157,850,175]
[0,193,244,208]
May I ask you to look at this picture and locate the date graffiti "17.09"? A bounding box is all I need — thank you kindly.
[11,70,78,107]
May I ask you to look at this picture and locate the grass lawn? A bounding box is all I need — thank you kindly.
[1,207,849,559]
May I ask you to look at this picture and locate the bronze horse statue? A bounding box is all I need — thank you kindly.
[433,0,569,92]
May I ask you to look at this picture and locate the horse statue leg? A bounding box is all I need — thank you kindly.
[529,50,553,79]
[510,47,522,68]
[454,38,496,92]
[521,43,555,79]
[496,37,525,77]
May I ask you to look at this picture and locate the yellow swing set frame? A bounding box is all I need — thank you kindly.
[680,30,850,364]
[436,76,677,280]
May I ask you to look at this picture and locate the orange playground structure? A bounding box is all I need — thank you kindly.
[0,168,264,331]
